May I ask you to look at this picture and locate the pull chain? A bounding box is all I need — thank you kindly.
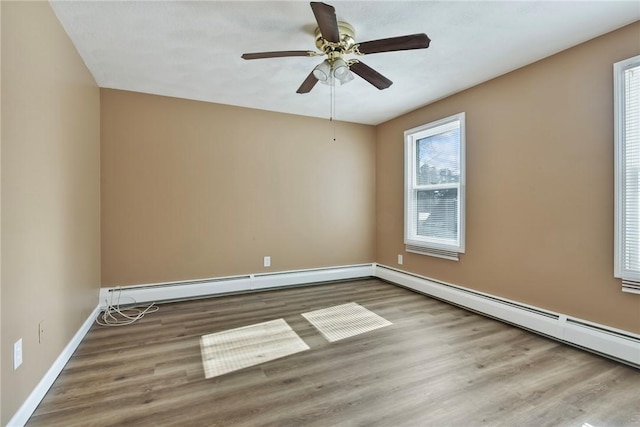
[330,77,336,141]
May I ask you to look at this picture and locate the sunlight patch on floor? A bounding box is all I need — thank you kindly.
[302,302,392,342]
[200,318,309,379]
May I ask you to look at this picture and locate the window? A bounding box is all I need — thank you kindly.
[404,113,465,260]
[614,55,640,293]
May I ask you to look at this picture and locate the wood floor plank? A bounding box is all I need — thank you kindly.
[26,279,640,426]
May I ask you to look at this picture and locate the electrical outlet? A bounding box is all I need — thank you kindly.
[264,256,271,267]
[14,339,23,370]
[39,321,45,344]
[398,254,403,265]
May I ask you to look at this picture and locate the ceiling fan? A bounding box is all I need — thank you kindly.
[241,2,431,94]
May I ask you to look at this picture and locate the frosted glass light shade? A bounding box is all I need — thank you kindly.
[312,60,331,82]
[333,58,349,78]
[337,70,354,85]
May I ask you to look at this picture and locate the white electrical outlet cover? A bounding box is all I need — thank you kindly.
[264,256,271,267]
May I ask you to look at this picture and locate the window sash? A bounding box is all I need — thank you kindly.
[405,113,465,254]
[412,187,460,244]
[614,55,640,284]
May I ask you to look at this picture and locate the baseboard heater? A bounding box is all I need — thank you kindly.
[99,264,375,307]
[374,264,640,368]
[99,263,638,367]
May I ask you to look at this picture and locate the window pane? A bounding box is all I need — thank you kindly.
[416,127,460,185]
[623,65,640,273]
[405,112,465,255]
[416,188,458,240]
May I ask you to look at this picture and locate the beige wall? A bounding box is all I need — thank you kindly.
[1,2,101,424]
[376,22,640,334]
[101,89,375,287]
[0,4,636,422]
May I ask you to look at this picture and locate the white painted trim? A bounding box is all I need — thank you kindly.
[7,304,101,427]
[12,265,374,426]
[614,54,640,284]
[251,264,374,290]
[563,319,640,364]
[99,275,253,307]
[374,264,640,367]
[12,263,639,426]
[405,245,459,261]
[99,264,375,307]
[404,112,466,255]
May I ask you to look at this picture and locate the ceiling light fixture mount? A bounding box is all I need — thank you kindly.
[311,21,357,86]
[314,21,356,53]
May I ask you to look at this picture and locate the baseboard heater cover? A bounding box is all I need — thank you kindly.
[251,264,373,290]
[99,264,375,307]
[374,264,640,367]
[16,264,636,427]
[563,318,640,365]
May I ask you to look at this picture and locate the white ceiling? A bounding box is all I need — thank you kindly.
[50,1,639,125]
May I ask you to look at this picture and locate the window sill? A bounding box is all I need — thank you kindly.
[405,244,460,261]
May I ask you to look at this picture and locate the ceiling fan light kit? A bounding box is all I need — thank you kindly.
[332,58,350,78]
[241,2,431,94]
[312,60,332,82]
[313,58,354,86]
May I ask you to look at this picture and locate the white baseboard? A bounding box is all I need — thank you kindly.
[11,264,374,426]
[7,304,101,427]
[374,264,640,367]
[12,262,639,426]
[99,274,253,307]
[251,264,374,290]
[98,264,375,307]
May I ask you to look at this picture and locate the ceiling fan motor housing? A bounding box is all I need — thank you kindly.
[315,21,356,57]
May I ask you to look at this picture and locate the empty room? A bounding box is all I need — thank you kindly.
[2,1,640,426]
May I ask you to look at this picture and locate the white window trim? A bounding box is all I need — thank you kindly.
[614,54,640,287]
[404,112,466,257]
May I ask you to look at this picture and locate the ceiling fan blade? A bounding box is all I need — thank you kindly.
[296,71,319,94]
[349,61,392,90]
[310,2,340,43]
[242,51,313,60]
[356,33,431,55]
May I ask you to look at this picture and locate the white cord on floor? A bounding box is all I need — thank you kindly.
[96,287,159,327]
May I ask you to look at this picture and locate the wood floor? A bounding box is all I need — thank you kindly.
[27,279,640,426]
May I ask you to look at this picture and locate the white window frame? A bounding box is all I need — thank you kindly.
[614,55,640,290]
[404,112,466,259]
